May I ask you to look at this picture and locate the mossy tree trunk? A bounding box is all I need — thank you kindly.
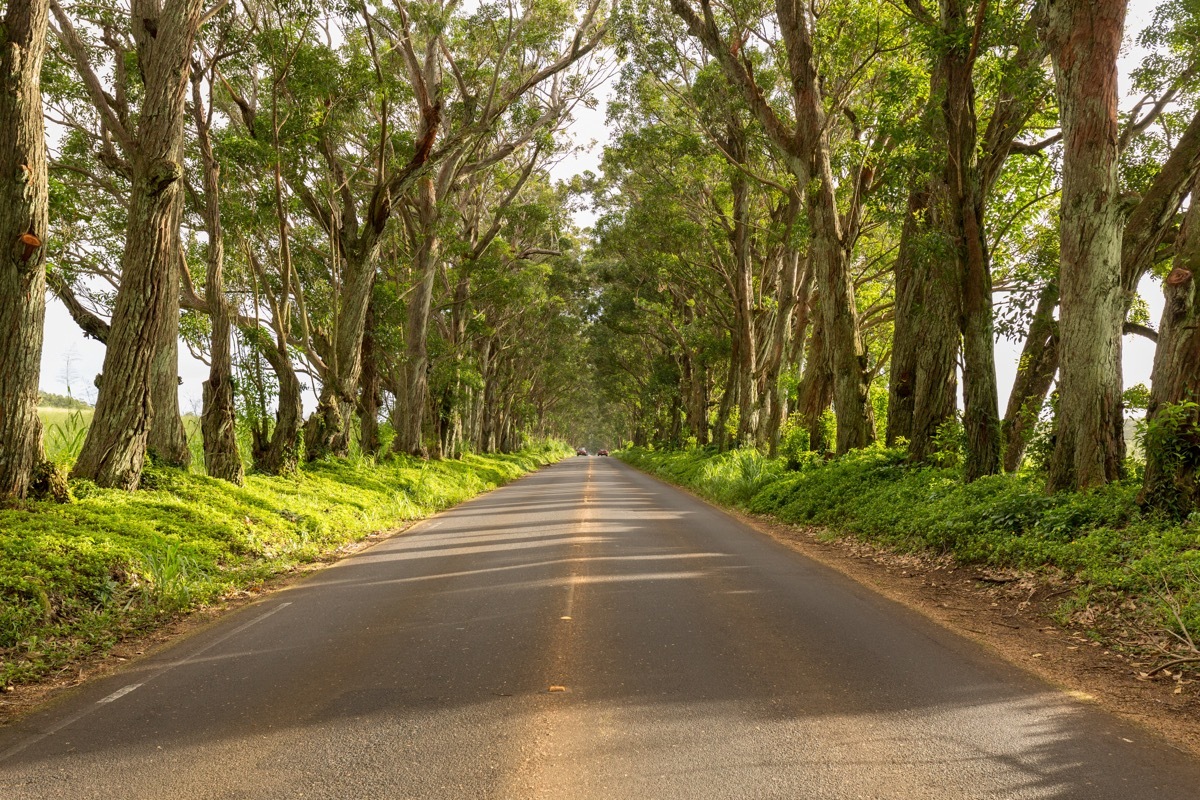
[1001,283,1060,472]
[0,0,50,500]
[193,71,243,484]
[941,0,1000,481]
[68,0,204,489]
[1141,179,1200,515]
[1044,0,1129,492]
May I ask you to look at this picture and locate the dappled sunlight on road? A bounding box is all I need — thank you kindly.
[3,458,1197,800]
[527,693,1094,799]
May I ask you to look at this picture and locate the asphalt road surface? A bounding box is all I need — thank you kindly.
[3,457,1200,799]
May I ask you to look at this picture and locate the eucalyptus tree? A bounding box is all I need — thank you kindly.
[205,0,322,475]
[0,0,51,499]
[1135,1,1200,513]
[665,0,911,454]
[52,0,210,487]
[1141,174,1200,515]
[1040,0,1130,491]
[882,1,1056,479]
[426,147,557,456]
[450,175,586,453]
[190,22,244,484]
[590,90,746,448]
[379,0,608,458]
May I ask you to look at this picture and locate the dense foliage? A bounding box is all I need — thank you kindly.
[586,0,1200,511]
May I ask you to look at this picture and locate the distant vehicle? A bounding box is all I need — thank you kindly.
[576,447,588,456]
[598,449,609,456]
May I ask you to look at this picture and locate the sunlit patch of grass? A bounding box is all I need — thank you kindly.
[39,408,94,465]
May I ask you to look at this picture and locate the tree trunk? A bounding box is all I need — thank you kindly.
[0,0,50,499]
[810,160,874,454]
[194,76,243,484]
[1045,0,1128,492]
[1140,179,1200,516]
[251,337,302,475]
[762,251,806,457]
[72,0,203,489]
[393,175,441,457]
[727,126,758,447]
[358,306,381,455]
[148,241,191,468]
[1001,283,1060,472]
[886,187,930,446]
[907,247,959,462]
[714,342,738,451]
[906,51,961,465]
[796,316,834,453]
[940,2,1000,480]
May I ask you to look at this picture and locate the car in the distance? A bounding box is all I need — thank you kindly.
[576,447,588,456]
[598,449,609,456]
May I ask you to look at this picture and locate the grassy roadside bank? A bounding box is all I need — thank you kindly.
[619,446,1200,669]
[0,443,569,688]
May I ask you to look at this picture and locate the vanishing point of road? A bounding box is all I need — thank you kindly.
[3,457,1200,799]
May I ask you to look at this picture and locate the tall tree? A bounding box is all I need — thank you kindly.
[192,48,244,484]
[59,0,206,487]
[669,0,876,453]
[1043,0,1129,491]
[0,0,51,499]
[1141,176,1200,515]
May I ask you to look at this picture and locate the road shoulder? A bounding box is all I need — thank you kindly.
[622,462,1200,761]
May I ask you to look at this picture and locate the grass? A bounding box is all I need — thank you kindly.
[0,440,571,687]
[619,445,1200,658]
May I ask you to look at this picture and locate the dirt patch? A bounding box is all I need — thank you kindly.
[731,509,1200,759]
[0,525,406,726]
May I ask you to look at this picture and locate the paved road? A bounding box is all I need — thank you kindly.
[2,457,1200,799]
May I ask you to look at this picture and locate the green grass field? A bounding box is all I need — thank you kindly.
[39,408,207,468]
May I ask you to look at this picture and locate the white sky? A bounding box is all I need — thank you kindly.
[39,0,1166,417]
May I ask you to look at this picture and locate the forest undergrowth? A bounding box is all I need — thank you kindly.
[619,445,1200,675]
[0,441,569,688]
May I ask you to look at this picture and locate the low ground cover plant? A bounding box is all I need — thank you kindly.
[0,442,568,687]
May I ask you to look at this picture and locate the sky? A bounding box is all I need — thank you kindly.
[38,0,1166,417]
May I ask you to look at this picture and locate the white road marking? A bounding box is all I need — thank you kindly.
[0,601,294,763]
[97,684,143,704]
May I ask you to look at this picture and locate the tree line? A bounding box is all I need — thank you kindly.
[5,0,1200,517]
[586,0,1200,514]
[1,0,606,498]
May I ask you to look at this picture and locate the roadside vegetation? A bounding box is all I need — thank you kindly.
[620,443,1200,675]
[0,441,569,688]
